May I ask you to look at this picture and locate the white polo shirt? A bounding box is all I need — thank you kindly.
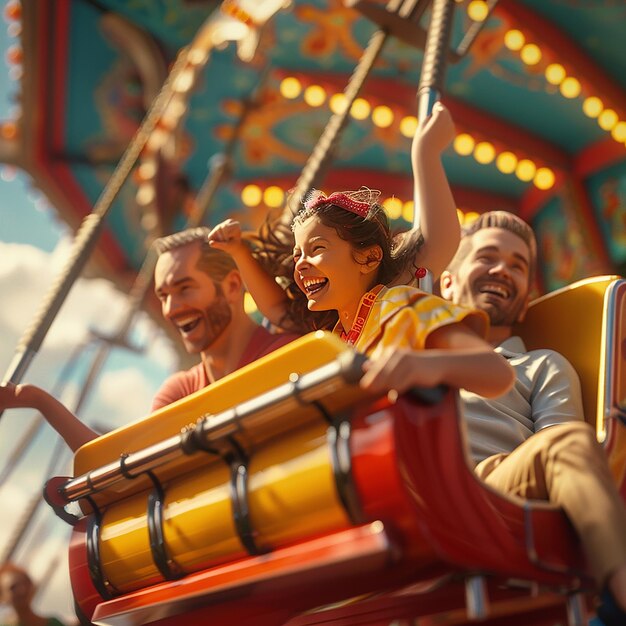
[460,336,584,465]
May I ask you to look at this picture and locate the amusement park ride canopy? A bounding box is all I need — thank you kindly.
[1,3,626,625]
[2,0,626,301]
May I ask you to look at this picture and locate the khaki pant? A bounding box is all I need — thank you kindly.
[475,421,626,585]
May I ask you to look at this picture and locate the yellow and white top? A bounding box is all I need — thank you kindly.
[333,284,488,358]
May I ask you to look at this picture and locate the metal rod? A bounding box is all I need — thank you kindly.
[464,574,489,620]
[0,46,191,403]
[417,0,455,121]
[281,0,416,223]
[455,0,499,58]
[59,353,363,504]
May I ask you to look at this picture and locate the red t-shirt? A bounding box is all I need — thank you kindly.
[151,326,299,410]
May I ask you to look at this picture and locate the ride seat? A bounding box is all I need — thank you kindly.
[514,274,626,495]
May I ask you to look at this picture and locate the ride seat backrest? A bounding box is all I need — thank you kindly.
[514,275,621,433]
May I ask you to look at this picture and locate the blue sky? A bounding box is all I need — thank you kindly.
[0,9,178,622]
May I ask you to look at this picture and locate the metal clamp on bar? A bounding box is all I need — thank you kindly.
[58,353,368,506]
[328,419,365,525]
[226,438,264,556]
[86,498,119,600]
[146,471,185,581]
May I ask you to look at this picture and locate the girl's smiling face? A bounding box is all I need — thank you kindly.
[292,215,379,327]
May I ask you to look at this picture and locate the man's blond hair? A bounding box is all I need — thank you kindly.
[448,211,537,280]
[153,227,237,282]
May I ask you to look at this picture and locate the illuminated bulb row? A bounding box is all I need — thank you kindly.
[581,95,626,142]
[547,63,626,141]
[241,184,285,208]
[505,29,626,145]
[503,29,544,68]
[505,29,580,97]
[4,1,22,81]
[454,133,556,190]
[241,184,416,221]
[280,76,418,135]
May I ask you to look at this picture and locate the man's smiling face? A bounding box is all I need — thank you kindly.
[154,242,232,354]
[443,227,531,328]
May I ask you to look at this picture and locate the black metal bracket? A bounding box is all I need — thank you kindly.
[225,437,265,556]
[328,418,366,525]
[85,497,118,600]
[43,476,82,526]
[146,471,185,581]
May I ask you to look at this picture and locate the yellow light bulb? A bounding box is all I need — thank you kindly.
[304,85,326,107]
[611,121,626,143]
[582,96,604,118]
[241,184,262,207]
[504,29,525,51]
[454,133,475,156]
[350,98,371,120]
[263,185,284,208]
[598,108,618,131]
[372,105,394,128]
[474,141,496,164]
[495,151,518,174]
[280,77,301,99]
[520,43,542,66]
[138,161,157,180]
[515,159,537,182]
[382,197,403,219]
[559,77,581,99]
[467,0,488,22]
[402,201,414,223]
[533,167,555,190]
[400,116,418,138]
[136,184,155,206]
[329,93,348,114]
[545,63,566,85]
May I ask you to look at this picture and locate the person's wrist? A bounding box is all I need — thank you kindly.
[231,241,253,261]
[16,383,41,408]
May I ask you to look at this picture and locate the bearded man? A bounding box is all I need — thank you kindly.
[0,228,297,449]
[439,211,626,625]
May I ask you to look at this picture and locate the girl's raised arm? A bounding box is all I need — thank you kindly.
[208,219,290,327]
[394,102,460,285]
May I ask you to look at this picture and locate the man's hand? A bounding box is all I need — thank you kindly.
[0,382,38,410]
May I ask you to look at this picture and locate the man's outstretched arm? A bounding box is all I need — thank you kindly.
[0,383,98,452]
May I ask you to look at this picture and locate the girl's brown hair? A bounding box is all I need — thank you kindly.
[251,197,422,333]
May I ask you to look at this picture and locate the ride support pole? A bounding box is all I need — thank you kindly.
[0,47,191,406]
[416,0,455,124]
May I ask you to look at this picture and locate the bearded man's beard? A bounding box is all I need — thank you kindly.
[203,285,232,348]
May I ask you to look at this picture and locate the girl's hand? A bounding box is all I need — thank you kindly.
[207,219,248,258]
[413,101,455,158]
[360,348,443,395]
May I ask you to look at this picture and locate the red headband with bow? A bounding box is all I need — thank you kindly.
[303,188,381,218]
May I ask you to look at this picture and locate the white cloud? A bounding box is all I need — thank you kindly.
[0,241,180,621]
[96,367,158,429]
